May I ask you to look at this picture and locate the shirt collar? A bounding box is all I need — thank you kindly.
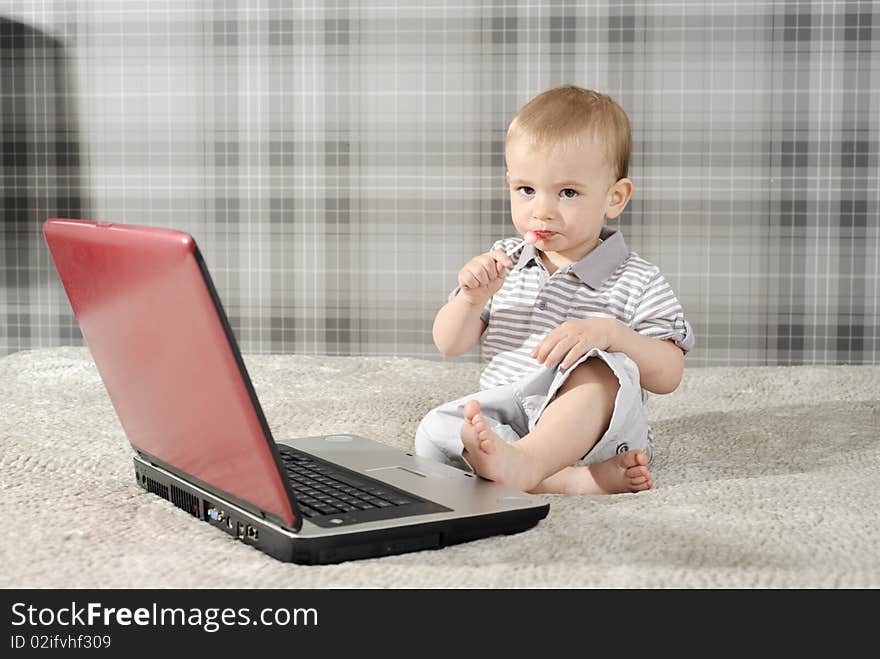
[512,226,629,289]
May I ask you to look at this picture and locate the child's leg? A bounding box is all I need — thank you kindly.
[415,384,528,470]
[529,459,652,495]
[460,357,618,491]
[461,356,652,494]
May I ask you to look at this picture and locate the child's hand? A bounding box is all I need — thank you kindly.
[531,318,622,369]
[457,250,514,305]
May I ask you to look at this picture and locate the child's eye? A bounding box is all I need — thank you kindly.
[516,186,535,196]
[560,188,578,199]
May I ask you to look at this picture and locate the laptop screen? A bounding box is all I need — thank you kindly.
[43,219,299,529]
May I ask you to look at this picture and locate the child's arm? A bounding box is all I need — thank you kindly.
[432,295,488,357]
[531,318,685,394]
[605,325,684,394]
[433,249,514,357]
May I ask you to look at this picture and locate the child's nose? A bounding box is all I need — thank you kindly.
[531,193,557,220]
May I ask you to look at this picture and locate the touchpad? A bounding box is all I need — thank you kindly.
[366,465,427,478]
[373,463,456,482]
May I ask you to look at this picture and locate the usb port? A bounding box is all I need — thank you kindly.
[246,525,259,540]
[236,522,245,539]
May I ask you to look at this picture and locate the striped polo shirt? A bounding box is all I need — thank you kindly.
[449,226,694,391]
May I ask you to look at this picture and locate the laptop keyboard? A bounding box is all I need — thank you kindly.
[277,446,419,519]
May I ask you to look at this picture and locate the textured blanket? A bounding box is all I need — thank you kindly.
[2,347,878,588]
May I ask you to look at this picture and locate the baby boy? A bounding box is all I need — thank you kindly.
[415,85,693,495]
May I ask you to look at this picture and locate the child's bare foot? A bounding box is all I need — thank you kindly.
[590,450,653,493]
[530,451,653,495]
[460,400,542,491]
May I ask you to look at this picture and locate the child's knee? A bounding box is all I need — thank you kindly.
[414,411,438,456]
[560,356,620,397]
[414,406,460,461]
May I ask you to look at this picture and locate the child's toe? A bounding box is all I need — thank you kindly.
[625,465,650,479]
[463,400,481,422]
[617,450,641,469]
[474,416,494,434]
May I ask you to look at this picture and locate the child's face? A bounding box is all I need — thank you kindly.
[505,134,631,262]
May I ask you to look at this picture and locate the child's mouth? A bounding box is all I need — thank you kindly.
[524,230,557,245]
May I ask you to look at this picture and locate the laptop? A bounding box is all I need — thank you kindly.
[43,218,549,564]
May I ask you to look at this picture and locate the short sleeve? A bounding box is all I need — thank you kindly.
[629,270,695,353]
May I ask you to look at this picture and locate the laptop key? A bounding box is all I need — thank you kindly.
[281,447,425,514]
[330,473,372,489]
[364,487,397,499]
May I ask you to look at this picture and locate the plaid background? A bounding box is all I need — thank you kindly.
[1,0,877,366]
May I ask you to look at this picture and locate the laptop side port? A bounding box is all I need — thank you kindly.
[205,502,255,543]
[206,504,228,525]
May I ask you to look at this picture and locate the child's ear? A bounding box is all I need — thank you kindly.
[605,177,633,220]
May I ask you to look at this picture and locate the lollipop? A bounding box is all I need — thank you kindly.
[524,230,538,244]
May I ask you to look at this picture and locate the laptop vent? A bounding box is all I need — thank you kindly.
[170,484,200,518]
[143,476,169,500]
[142,476,199,518]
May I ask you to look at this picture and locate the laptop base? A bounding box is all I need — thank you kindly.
[133,456,549,565]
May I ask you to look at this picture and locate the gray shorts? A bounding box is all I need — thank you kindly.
[414,348,654,472]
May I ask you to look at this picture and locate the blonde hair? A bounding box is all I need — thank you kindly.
[506,85,631,182]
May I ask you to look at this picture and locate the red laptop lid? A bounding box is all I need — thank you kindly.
[43,218,300,530]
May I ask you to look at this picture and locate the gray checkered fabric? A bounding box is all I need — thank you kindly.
[2,1,877,366]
